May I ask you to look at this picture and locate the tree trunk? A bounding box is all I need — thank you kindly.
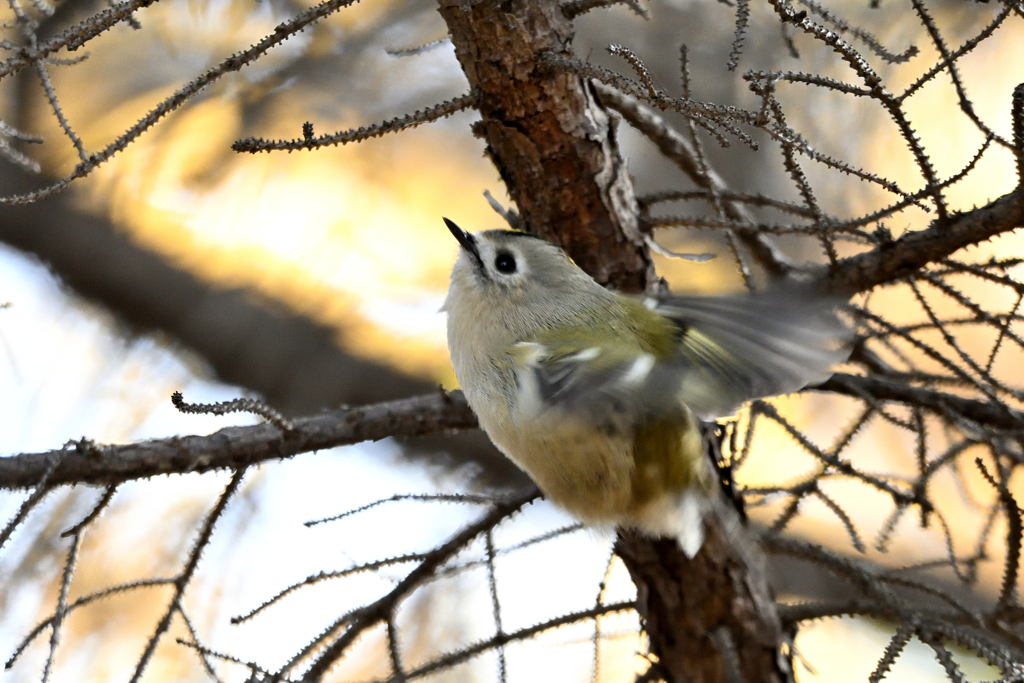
[616,515,789,683]
[437,0,654,293]
[437,1,791,681]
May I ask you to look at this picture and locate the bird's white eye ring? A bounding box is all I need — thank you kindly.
[494,251,517,274]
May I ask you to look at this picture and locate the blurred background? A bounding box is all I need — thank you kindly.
[1,0,1022,679]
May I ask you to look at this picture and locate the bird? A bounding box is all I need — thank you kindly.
[441,218,849,556]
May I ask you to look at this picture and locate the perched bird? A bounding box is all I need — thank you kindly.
[442,218,848,556]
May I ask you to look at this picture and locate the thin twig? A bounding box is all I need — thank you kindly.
[128,468,248,683]
[41,532,82,683]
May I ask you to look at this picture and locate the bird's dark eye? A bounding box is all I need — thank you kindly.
[494,251,517,274]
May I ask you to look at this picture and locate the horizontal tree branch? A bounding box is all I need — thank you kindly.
[820,372,1024,432]
[5,371,1023,490]
[823,189,1024,295]
[0,391,478,490]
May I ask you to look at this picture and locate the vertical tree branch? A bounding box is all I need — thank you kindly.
[1013,82,1024,190]
[437,0,654,292]
[616,515,788,683]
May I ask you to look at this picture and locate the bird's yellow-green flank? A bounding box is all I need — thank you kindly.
[499,301,713,527]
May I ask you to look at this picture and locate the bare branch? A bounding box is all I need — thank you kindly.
[233,93,477,154]
[7,579,176,669]
[172,391,294,433]
[484,530,507,683]
[766,0,947,218]
[868,624,912,683]
[0,391,478,490]
[814,373,1024,433]
[33,59,88,163]
[379,600,636,683]
[0,450,65,550]
[593,82,797,278]
[305,492,499,527]
[231,553,430,626]
[60,484,116,537]
[178,607,224,683]
[129,468,247,683]
[41,532,82,683]
[0,0,159,80]
[295,490,540,680]
[1,0,364,204]
[726,0,751,70]
[975,458,1023,614]
[794,0,918,64]
[822,190,1024,296]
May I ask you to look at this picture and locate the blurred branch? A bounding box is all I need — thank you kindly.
[0,167,524,488]
[233,92,477,153]
[0,188,463,388]
[0,390,478,490]
[0,0,158,80]
[0,0,364,204]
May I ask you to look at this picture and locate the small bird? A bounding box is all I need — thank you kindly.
[442,218,848,556]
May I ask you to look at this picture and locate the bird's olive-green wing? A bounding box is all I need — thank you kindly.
[509,288,849,422]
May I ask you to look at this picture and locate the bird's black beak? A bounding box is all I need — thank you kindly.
[443,217,484,269]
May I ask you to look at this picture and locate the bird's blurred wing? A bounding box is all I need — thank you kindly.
[508,337,685,429]
[509,289,850,423]
[654,289,850,418]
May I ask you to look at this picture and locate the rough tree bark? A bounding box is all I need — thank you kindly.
[436,1,790,681]
[438,0,655,293]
